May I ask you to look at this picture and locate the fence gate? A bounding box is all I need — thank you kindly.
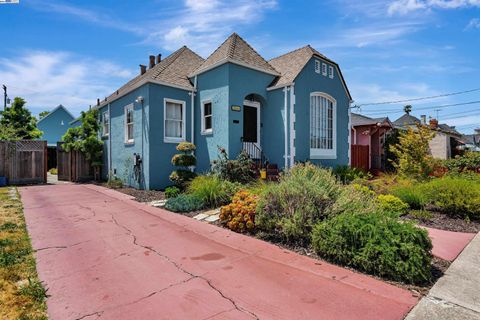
[0,141,47,185]
[57,142,94,182]
[351,144,370,172]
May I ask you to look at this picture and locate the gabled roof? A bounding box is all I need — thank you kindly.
[97,46,204,108]
[351,113,391,127]
[393,113,421,128]
[268,45,352,100]
[190,33,279,77]
[37,104,75,125]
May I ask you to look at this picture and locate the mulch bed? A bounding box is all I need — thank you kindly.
[402,211,480,233]
[111,187,165,203]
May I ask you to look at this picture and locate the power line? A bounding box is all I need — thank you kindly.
[361,100,480,116]
[354,87,480,107]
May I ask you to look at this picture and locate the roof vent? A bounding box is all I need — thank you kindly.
[149,55,155,69]
[139,64,147,75]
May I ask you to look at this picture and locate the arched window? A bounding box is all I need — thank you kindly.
[310,92,337,159]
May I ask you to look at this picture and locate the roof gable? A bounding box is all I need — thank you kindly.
[37,105,75,125]
[98,46,204,108]
[393,114,421,127]
[191,33,278,76]
[351,113,391,127]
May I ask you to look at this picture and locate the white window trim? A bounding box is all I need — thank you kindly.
[314,60,321,74]
[329,65,334,79]
[164,98,186,143]
[310,92,337,159]
[322,63,327,76]
[124,104,134,144]
[201,99,213,135]
[102,111,109,137]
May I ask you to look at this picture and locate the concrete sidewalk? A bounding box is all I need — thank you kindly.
[406,232,480,319]
[20,184,418,320]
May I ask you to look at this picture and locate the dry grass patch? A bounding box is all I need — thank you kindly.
[0,187,48,320]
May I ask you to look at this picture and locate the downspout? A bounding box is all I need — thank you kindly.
[283,86,288,169]
[190,75,197,171]
[108,103,112,177]
[141,98,145,190]
[289,84,295,168]
[348,101,352,165]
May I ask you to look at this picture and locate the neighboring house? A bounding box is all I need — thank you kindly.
[96,33,352,190]
[460,128,480,152]
[37,105,76,169]
[393,113,463,160]
[351,113,392,171]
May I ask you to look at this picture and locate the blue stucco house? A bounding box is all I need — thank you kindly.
[96,33,353,190]
[37,105,76,169]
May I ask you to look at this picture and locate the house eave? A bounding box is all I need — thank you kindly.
[37,105,75,125]
[189,58,280,78]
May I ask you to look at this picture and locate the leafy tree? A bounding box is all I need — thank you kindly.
[62,109,103,165]
[0,97,42,140]
[389,123,435,179]
[38,111,50,119]
[404,105,412,114]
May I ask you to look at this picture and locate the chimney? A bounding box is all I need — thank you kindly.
[420,115,426,124]
[149,55,155,69]
[475,128,480,134]
[97,98,100,106]
[156,54,162,64]
[139,64,147,75]
[429,118,439,129]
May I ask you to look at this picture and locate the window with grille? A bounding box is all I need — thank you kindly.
[164,99,186,142]
[202,101,213,134]
[124,104,134,143]
[102,111,109,137]
[310,93,336,158]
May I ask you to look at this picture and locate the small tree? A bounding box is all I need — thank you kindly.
[62,109,103,166]
[169,142,197,189]
[404,105,412,114]
[389,123,435,179]
[0,97,42,140]
[38,111,50,119]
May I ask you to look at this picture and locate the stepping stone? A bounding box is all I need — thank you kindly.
[193,213,209,221]
[204,214,220,222]
[149,200,167,208]
[203,209,220,216]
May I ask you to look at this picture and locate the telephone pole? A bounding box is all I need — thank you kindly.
[2,85,6,111]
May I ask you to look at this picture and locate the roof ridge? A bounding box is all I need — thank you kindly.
[268,45,311,62]
[232,33,276,71]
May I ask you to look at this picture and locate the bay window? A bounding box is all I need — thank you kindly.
[310,93,336,159]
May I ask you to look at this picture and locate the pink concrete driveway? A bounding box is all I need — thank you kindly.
[426,227,475,261]
[20,184,417,320]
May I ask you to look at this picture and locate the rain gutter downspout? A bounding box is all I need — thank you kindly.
[289,84,295,168]
[283,86,288,169]
[108,103,112,177]
[190,76,197,171]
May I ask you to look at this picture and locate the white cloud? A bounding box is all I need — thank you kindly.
[388,0,480,15]
[466,18,480,29]
[0,51,133,115]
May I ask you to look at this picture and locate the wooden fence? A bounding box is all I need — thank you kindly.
[57,142,94,182]
[0,140,47,185]
[351,144,370,172]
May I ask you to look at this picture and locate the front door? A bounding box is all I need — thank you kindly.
[243,100,260,157]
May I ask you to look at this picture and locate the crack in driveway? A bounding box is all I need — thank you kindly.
[109,212,259,320]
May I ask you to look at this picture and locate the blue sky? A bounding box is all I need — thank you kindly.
[0,0,479,133]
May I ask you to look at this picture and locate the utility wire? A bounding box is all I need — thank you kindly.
[361,100,480,116]
[353,87,480,107]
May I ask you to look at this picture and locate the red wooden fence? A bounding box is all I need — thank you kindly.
[351,144,369,172]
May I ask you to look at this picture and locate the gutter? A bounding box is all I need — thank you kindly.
[283,86,289,169]
[108,103,112,178]
[289,84,295,167]
[190,76,197,171]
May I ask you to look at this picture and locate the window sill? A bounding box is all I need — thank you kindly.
[310,149,337,160]
[125,140,135,146]
[201,130,213,136]
[164,138,186,144]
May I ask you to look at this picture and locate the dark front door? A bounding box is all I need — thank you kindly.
[243,105,258,143]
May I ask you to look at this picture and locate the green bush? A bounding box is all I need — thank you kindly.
[165,186,181,199]
[171,154,196,167]
[391,185,428,210]
[48,168,58,175]
[311,212,432,284]
[333,165,370,184]
[169,170,197,189]
[256,163,342,244]
[377,194,409,217]
[107,175,123,189]
[444,152,480,172]
[211,147,256,184]
[165,194,204,212]
[327,184,378,217]
[187,175,241,208]
[410,209,433,221]
[422,177,480,220]
[176,142,196,152]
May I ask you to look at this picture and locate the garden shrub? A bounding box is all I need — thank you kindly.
[422,177,480,220]
[48,168,57,175]
[327,184,378,217]
[169,142,197,188]
[171,154,196,167]
[410,209,433,222]
[311,212,432,284]
[106,174,123,189]
[165,186,181,199]
[444,152,480,172]
[220,190,258,233]
[256,163,342,244]
[211,147,256,184]
[391,185,428,210]
[165,194,204,212]
[333,165,370,184]
[377,194,409,217]
[187,175,241,208]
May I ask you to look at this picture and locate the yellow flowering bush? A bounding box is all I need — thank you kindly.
[220,190,258,233]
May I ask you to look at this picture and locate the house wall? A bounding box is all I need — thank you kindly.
[429,132,449,159]
[148,83,193,189]
[293,57,351,167]
[37,107,75,146]
[195,64,230,172]
[100,85,150,190]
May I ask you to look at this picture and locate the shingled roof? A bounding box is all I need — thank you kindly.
[97,46,204,108]
[351,113,391,127]
[393,113,421,128]
[191,33,279,76]
[268,45,352,99]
